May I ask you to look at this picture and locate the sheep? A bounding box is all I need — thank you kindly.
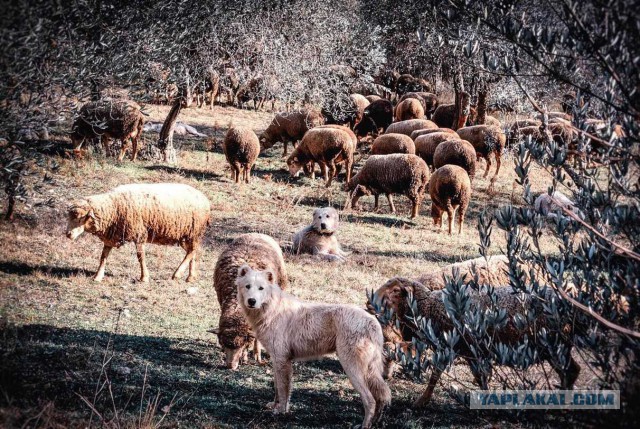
[70,99,145,161]
[322,94,370,129]
[286,127,354,187]
[292,207,347,262]
[413,132,460,169]
[395,98,424,121]
[536,111,572,122]
[366,95,382,103]
[370,133,416,155]
[456,125,506,179]
[411,128,457,140]
[548,121,577,148]
[223,126,260,184]
[429,165,471,234]
[506,119,543,146]
[396,74,431,95]
[66,183,211,283]
[354,99,394,138]
[484,115,501,127]
[385,119,437,137]
[432,139,477,181]
[431,91,471,129]
[212,233,288,369]
[260,109,325,156]
[509,125,552,147]
[350,93,370,125]
[399,92,439,119]
[415,255,510,290]
[370,275,580,406]
[534,191,582,219]
[346,154,429,218]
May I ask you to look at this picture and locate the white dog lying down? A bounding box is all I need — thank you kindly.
[292,207,348,262]
[236,265,391,429]
[143,122,207,137]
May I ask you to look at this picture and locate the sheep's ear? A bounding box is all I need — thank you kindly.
[237,264,251,278]
[264,270,275,284]
[87,209,96,220]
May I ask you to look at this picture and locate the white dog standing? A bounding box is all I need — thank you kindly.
[292,207,348,262]
[236,265,390,428]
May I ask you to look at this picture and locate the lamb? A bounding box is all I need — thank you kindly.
[399,92,439,118]
[354,99,394,138]
[346,154,429,218]
[384,119,437,137]
[432,139,477,181]
[456,125,506,179]
[292,207,347,262]
[212,233,288,369]
[370,133,416,155]
[70,99,145,161]
[223,126,260,184]
[286,127,354,187]
[411,128,457,140]
[66,183,211,283]
[414,132,460,169]
[260,109,325,156]
[429,165,471,234]
[395,98,424,121]
[370,275,580,406]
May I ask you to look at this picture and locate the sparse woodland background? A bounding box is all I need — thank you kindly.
[1,0,639,427]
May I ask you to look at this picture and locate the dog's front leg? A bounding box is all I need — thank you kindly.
[272,358,292,414]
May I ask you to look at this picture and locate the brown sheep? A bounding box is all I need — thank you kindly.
[212,233,288,369]
[429,165,471,234]
[66,183,211,283]
[370,276,580,406]
[347,154,429,218]
[223,126,260,184]
[411,128,457,140]
[456,125,506,179]
[506,119,543,146]
[70,99,145,161]
[399,92,439,119]
[350,93,370,125]
[484,115,501,127]
[415,255,510,290]
[354,99,394,138]
[366,95,382,103]
[260,109,325,156]
[287,127,354,187]
[414,132,460,169]
[385,119,437,137]
[370,133,416,155]
[395,98,424,121]
[431,91,471,129]
[433,139,477,181]
[536,111,572,122]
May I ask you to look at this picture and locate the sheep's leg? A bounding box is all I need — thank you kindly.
[410,196,420,218]
[135,242,150,282]
[431,204,442,229]
[130,135,139,161]
[413,368,442,407]
[118,138,128,161]
[345,154,353,184]
[282,141,288,157]
[174,242,196,281]
[458,205,466,234]
[319,162,329,182]
[325,161,336,187]
[446,206,456,235]
[94,245,112,282]
[387,194,396,214]
[351,193,362,210]
[101,135,111,157]
[373,194,380,211]
[484,155,491,178]
[494,152,501,178]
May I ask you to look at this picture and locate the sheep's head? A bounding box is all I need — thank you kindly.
[370,277,418,343]
[353,116,376,138]
[311,207,339,234]
[66,200,96,240]
[209,312,254,370]
[286,155,304,177]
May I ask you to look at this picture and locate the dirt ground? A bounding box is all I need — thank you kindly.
[0,104,612,428]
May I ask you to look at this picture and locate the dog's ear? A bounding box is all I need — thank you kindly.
[264,269,275,284]
[312,208,320,218]
[237,264,251,278]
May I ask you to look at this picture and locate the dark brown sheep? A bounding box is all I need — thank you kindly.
[414,132,460,169]
[287,127,354,187]
[429,164,471,234]
[260,109,324,156]
[396,74,431,95]
[70,99,145,161]
[223,126,260,183]
[456,125,506,179]
[433,139,477,180]
[354,99,394,138]
[370,133,416,155]
[347,154,429,218]
[366,95,381,103]
[431,91,471,130]
[411,128,457,140]
[395,98,424,121]
[385,119,437,137]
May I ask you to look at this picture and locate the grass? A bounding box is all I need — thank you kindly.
[0,104,598,428]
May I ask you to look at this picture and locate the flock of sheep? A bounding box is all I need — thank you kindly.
[65,75,593,427]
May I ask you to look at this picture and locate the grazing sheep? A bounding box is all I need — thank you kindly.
[414,132,460,169]
[534,191,581,219]
[506,119,543,146]
[429,165,471,234]
[287,127,354,187]
[347,154,429,218]
[484,115,501,127]
[370,276,580,406]
[536,111,572,122]
[510,125,552,147]
[366,95,381,103]
[399,92,439,119]
[322,94,370,129]
[354,99,394,138]
[260,109,325,156]
[456,125,506,179]
[70,99,145,161]
[385,119,437,137]
[350,93,371,124]
[548,121,577,148]
[370,133,416,155]
[433,139,477,181]
[415,255,510,290]
[223,126,260,184]
[431,91,471,129]
[66,183,211,283]
[396,74,431,95]
[236,76,266,110]
[212,233,288,369]
[292,207,347,262]
[411,128,457,140]
[395,98,424,121]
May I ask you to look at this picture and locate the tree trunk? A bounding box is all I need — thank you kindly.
[4,193,15,221]
[476,86,488,125]
[158,100,182,163]
[452,68,468,130]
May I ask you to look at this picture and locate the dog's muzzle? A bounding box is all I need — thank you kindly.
[247,298,256,308]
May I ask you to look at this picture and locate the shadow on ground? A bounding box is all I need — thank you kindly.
[0,261,93,278]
